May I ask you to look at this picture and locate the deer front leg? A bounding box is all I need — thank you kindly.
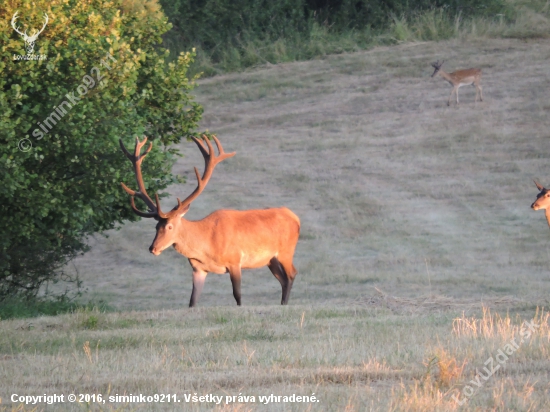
[228,266,242,306]
[448,87,457,106]
[189,267,207,307]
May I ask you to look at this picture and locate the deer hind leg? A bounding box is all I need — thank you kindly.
[472,81,483,103]
[228,266,242,306]
[268,256,297,305]
[476,82,483,102]
[189,267,208,307]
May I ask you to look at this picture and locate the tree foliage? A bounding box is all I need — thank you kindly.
[161,0,508,62]
[0,0,202,299]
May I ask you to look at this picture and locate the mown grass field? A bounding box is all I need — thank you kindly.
[2,37,550,410]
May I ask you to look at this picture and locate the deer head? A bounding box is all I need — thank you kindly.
[431,60,444,77]
[11,11,48,55]
[531,180,550,211]
[531,180,550,228]
[120,135,235,255]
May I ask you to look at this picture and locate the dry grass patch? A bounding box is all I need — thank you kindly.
[1,304,549,410]
[356,287,523,314]
[388,307,550,411]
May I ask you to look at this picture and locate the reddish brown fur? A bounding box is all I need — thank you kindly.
[120,136,300,307]
[154,208,300,273]
[531,180,550,229]
[431,61,483,106]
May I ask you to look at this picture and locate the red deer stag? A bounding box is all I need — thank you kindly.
[531,180,550,228]
[431,60,483,106]
[120,136,300,307]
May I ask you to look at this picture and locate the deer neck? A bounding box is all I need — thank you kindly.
[437,70,455,85]
[545,209,550,229]
[172,218,207,257]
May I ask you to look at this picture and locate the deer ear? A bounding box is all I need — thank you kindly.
[534,180,544,191]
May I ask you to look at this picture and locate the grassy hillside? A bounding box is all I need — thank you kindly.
[2,37,550,410]
[73,38,550,311]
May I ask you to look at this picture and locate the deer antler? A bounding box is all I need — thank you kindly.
[28,13,48,41]
[120,137,159,219]
[120,135,235,220]
[181,135,236,207]
[157,135,236,219]
[11,12,48,39]
[430,60,445,77]
[11,12,27,38]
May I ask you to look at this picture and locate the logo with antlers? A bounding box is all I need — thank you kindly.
[11,11,48,55]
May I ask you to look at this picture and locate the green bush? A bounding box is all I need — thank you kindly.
[160,0,509,72]
[0,0,202,300]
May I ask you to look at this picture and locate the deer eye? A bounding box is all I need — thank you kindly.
[167,224,173,230]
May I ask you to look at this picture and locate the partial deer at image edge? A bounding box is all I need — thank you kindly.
[531,180,550,228]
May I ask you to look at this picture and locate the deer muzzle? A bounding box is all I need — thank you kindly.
[149,245,162,255]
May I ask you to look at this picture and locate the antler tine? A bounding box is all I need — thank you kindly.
[155,194,169,219]
[119,137,158,219]
[129,197,157,218]
[29,13,49,39]
[190,135,209,159]
[134,136,152,158]
[11,12,25,37]
[175,135,236,212]
[37,13,48,35]
[211,135,237,162]
[119,138,132,158]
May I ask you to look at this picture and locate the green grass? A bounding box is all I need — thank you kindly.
[0,296,111,320]
[176,1,550,78]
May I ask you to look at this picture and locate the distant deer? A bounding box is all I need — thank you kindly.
[431,60,483,106]
[531,180,550,228]
[11,11,48,55]
[120,135,300,307]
